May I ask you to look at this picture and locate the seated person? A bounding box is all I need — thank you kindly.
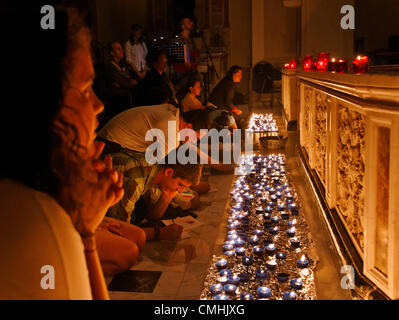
[98,104,209,163]
[106,41,138,119]
[180,77,205,112]
[208,65,244,124]
[105,149,203,240]
[135,50,176,106]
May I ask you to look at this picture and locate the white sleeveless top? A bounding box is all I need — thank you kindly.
[0,179,92,299]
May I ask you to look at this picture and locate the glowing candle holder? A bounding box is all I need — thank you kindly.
[215,294,229,300]
[210,283,223,295]
[290,278,304,290]
[297,255,309,268]
[219,269,232,277]
[235,247,246,256]
[283,291,297,300]
[216,276,228,285]
[224,250,235,257]
[286,227,296,237]
[253,229,264,237]
[336,59,348,73]
[277,203,286,211]
[256,269,268,281]
[234,238,246,247]
[275,252,286,260]
[290,237,301,248]
[269,226,279,235]
[227,234,239,241]
[303,55,314,71]
[271,216,281,224]
[249,235,260,246]
[253,246,264,256]
[257,286,271,299]
[316,53,330,72]
[265,243,276,255]
[242,256,253,266]
[216,259,228,270]
[352,55,369,73]
[224,284,237,295]
[288,219,297,228]
[228,275,241,285]
[240,293,254,300]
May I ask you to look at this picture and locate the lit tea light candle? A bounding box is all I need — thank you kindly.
[275,252,286,260]
[249,235,260,246]
[227,234,239,241]
[224,284,237,295]
[290,278,304,290]
[216,259,228,270]
[240,293,254,300]
[266,259,277,270]
[265,243,276,254]
[297,255,309,268]
[286,193,294,200]
[286,227,296,237]
[257,286,271,299]
[228,274,241,285]
[235,247,246,256]
[277,272,289,283]
[269,226,279,235]
[219,269,232,277]
[256,269,268,281]
[215,294,229,300]
[288,219,297,227]
[210,283,223,295]
[277,203,286,211]
[283,291,297,300]
[253,229,264,237]
[224,250,235,257]
[242,256,253,266]
[271,216,281,224]
[290,237,301,248]
[216,276,228,285]
[253,246,264,255]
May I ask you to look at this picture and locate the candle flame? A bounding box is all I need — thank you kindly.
[300,255,306,262]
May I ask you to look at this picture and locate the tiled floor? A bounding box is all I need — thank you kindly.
[107,95,352,300]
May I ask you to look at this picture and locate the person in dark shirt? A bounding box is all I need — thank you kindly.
[208,65,243,116]
[105,41,138,120]
[135,50,176,106]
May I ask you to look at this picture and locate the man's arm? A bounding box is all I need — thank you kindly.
[146,189,177,221]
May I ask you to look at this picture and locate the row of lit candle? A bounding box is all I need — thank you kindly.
[248,113,279,133]
[285,53,369,73]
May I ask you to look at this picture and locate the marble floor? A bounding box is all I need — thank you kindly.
[107,95,352,300]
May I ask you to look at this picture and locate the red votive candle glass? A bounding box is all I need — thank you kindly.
[316,52,330,72]
[336,59,348,73]
[302,55,314,71]
[284,59,297,69]
[352,55,369,73]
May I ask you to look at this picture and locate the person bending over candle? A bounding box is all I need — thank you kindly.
[208,65,244,126]
[0,4,123,299]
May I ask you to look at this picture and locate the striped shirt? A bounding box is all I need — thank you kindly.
[107,150,159,224]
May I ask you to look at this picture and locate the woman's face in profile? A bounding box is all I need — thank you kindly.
[59,49,104,158]
[190,81,202,97]
[233,69,243,83]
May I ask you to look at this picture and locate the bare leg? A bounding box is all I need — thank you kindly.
[95,229,140,277]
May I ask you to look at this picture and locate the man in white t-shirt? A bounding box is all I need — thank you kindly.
[98,104,209,163]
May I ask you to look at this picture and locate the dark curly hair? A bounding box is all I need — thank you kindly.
[1,3,95,213]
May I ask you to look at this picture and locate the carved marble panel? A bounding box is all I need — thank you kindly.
[302,85,313,155]
[314,91,328,185]
[336,104,366,250]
